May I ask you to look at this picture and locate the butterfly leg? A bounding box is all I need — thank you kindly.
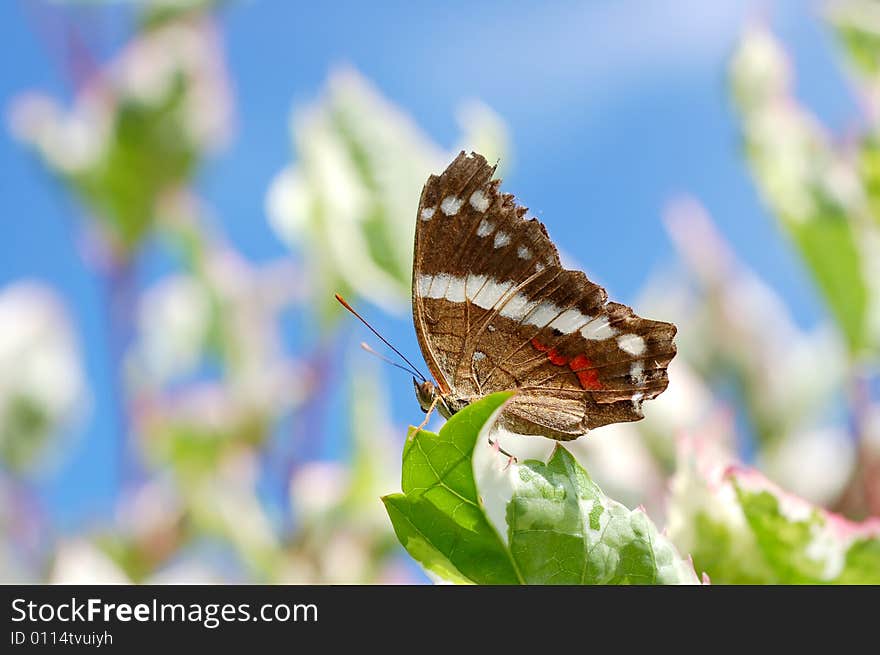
[487,435,518,467]
[414,396,440,434]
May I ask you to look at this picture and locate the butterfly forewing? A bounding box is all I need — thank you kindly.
[412,152,676,440]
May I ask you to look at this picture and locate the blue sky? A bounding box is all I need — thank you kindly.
[0,0,859,527]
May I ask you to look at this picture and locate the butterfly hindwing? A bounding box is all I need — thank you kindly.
[412,152,676,440]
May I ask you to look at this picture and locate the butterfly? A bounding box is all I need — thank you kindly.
[408,151,676,441]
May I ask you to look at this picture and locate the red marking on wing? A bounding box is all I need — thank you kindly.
[531,338,568,365]
[569,353,602,390]
[531,338,549,352]
[531,340,603,390]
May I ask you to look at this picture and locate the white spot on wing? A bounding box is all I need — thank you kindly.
[464,273,488,301]
[632,392,644,413]
[548,308,587,335]
[580,316,615,340]
[417,274,432,296]
[498,293,538,321]
[534,262,545,272]
[473,279,514,309]
[441,195,464,216]
[469,190,490,212]
[630,361,645,385]
[477,218,494,237]
[444,276,466,302]
[420,274,612,342]
[420,207,436,221]
[493,232,510,249]
[517,245,532,260]
[473,351,487,362]
[526,301,559,328]
[618,333,646,355]
[425,273,452,299]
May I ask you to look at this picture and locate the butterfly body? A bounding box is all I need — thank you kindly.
[411,152,676,441]
[413,377,464,419]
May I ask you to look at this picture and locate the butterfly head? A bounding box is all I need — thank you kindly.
[413,377,464,420]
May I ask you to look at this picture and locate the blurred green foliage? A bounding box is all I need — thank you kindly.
[668,438,880,584]
[267,71,508,325]
[73,83,198,252]
[731,23,879,356]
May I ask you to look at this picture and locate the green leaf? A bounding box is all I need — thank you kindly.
[382,391,522,584]
[667,439,880,584]
[384,392,698,585]
[733,470,880,584]
[509,446,697,584]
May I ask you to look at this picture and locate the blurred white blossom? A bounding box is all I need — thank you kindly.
[317,530,373,585]
[267,68,509,321]
[666,427,773,584]
[131,243,306,421]
[200,247,303,413]
[668,428,880,583]
[289,461,349,521]
[729,20,791,109]
[730,23,879,356]
[759,426,855,506]
[8,90,111,175]
[0,282,85,472]
[146,559,223,585]
[50,539,130,584]
[568,424,667,514]
[828,0,880,123]
[567,357,718,515]
[280,363,416,584]
[116,476,183,548]
[112,15,232,151]
[8,12,233,253]
[661,198,847,443]
[10,15,230,168]
[134,275,212,382]
[137,383,273,476]
[730,24,832,222]
[187,449,281,578]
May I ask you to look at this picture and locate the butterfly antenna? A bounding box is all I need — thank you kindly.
[359,342,422,377]
[335,293,428,382]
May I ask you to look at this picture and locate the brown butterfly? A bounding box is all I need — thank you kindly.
[407,151,676,440]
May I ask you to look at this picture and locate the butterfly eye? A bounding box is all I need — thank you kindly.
[413,379,437,413]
